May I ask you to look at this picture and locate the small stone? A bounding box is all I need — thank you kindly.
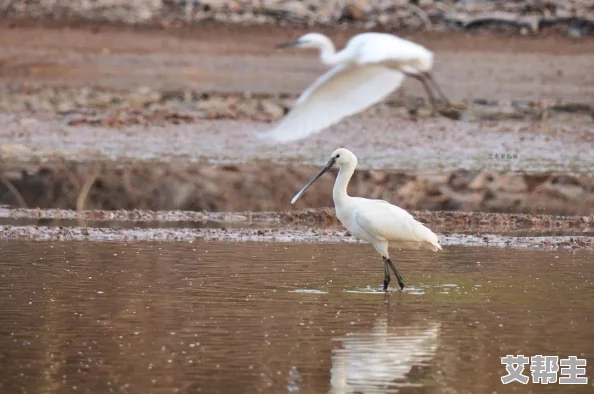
[285,1,310,19]
[260,100,284,120]
[378,13,390,25]
[344,0,368,21]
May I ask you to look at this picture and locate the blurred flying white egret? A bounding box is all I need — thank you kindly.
[262,32,449,143]
[291,148,442,290]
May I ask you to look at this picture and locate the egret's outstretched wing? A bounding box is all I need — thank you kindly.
[355,201,441,251]
[260,64,405,143]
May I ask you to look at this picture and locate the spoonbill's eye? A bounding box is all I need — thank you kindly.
[336,154,340,158]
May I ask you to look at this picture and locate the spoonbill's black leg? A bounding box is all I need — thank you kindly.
[422,71,450,105]
[384,257,405,290]
[383,259,391,291]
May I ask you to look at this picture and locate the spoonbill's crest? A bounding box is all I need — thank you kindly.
[262,32,450,143]
[291,148,442,291]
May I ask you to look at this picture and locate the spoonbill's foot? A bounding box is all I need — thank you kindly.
[395,273,405,290]
[383,274,390,291]
[385,258,405,290]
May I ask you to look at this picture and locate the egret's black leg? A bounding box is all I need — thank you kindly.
[385,257,405,290]
[383,259,391,291]
[408,73,439,114]
[422,72,451,105]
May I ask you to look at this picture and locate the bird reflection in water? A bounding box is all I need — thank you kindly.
[330,305,439,393]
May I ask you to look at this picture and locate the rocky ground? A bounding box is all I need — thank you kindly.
[1,1,593,35]
[1,160,594,215]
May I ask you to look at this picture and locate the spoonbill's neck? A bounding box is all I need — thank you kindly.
[333,162,356,206]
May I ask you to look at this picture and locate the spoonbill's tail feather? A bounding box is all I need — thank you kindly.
[407,214,441,251]
[420,226,442,252]
[260,65,405,143]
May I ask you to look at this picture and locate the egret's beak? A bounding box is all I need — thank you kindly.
[275,40,301,49]
[291,157,336,204]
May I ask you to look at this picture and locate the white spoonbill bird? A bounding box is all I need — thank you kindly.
[262,32,449,143]
[291,148,442,291]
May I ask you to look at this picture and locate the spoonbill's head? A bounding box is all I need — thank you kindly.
[275,33,332,50]
[330,148,357,167]
[291,148,356,205]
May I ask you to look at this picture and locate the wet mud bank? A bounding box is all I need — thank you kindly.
[1,161,593,215]
[1,224,593,251]
[2,207,592,235]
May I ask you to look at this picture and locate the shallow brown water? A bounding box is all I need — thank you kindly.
[0,241,593,394]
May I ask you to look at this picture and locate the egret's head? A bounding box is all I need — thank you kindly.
[290,148,357,205]
[330,148,357,167]
[275,33,332,50]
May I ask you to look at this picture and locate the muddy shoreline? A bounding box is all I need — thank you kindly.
[2,224,593,251]
[1,208,592,235]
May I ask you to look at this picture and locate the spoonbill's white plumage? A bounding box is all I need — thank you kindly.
[262,32,449,143]
[291,148,442,290]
